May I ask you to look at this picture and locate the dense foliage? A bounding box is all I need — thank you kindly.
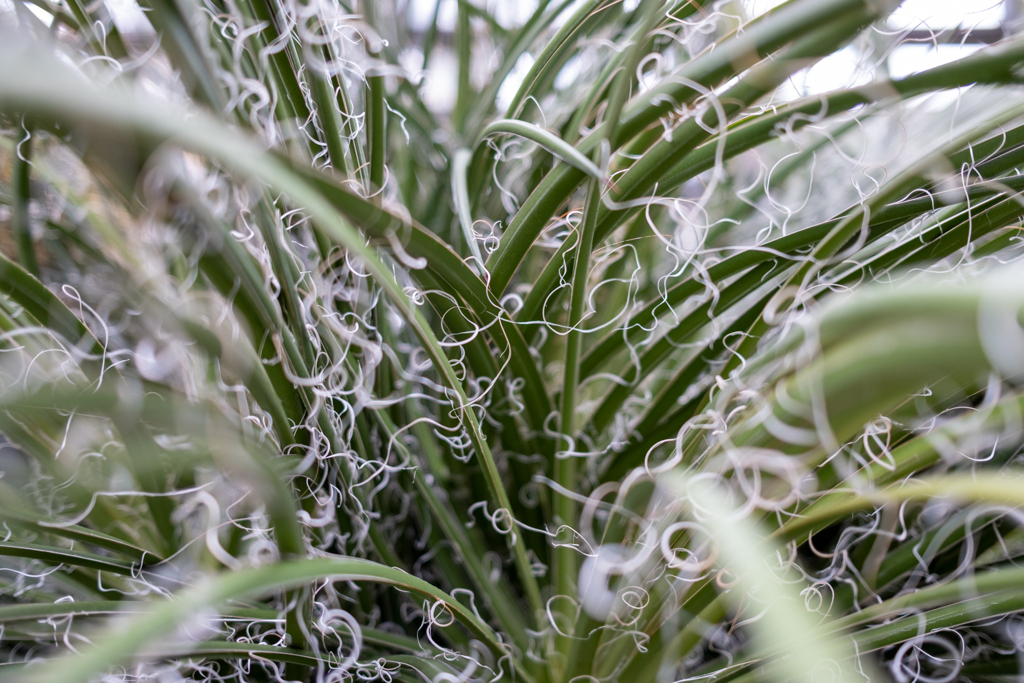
[4,0,1024,681]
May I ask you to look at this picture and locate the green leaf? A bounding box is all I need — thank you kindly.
[478,120,605,184]
[20,556,528,683]
[451,148,485,263]
[0,252,99,354]
[661,471,877,683]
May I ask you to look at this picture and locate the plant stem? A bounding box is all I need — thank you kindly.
[367,71,386,202]
[454,2,472,134]
[553,178,600,679]
[12,128,37,278]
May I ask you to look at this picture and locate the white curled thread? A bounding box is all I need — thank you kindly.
[172,491,242,570]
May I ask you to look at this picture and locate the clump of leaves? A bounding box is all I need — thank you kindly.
[3,0,1024,682]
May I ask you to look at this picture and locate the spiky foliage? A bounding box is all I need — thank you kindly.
[3,0,1024,681]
